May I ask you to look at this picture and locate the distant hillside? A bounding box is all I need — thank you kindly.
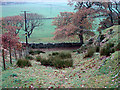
[1,2,27,5]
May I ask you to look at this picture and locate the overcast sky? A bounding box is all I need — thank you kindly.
[1,0,68,2]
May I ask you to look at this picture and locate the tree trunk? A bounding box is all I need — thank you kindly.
[108,3,114,26]
[19,49,22,59]
[26,46,29,56]
[14,48,17,60]
[98,31,101,47]
[2,49,6,70]
[9,42,12,64]
[78,33,84,45]
[109,13,114,26]
[118,16,120,25]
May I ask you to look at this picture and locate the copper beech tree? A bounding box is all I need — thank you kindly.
[52,7,95,44]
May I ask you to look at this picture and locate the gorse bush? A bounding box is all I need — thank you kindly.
[36,52,73,69]
[25,55,34,60]
[16,59,32,68]
[84,47,95,58]
[100,42,115,56]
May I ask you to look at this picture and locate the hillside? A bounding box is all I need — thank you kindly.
[1,25,119,88]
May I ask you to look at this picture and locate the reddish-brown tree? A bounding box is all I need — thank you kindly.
[1,15,24,35]
[1,13,44,38]
[52,8,95,44]
[68,0,120,27]
[2,25,20,65]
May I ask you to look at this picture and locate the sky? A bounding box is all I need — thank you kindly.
[1,0,68,2]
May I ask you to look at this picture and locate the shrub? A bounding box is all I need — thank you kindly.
[25,55,34,60]
[52,57,73,69]
[40,58,52,66]
[58,52,71,59]
[49,54,52,56]
[100,43,115,56]
[111,48,115,53]
[52,52,59,56]
[29,50,34,55]
[37,52,73,69]
[100,47,110,56]
[64,59,73,68]
[72,50,77,52]
[115,43,120,51]
[106,42,114,48]
[16,59,32,68]
[53,58,65,68]
[84,47,95,58]
[36,56,42,62]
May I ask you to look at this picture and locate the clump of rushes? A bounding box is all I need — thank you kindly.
[50,56,73,69]
[36,52,73,69]
[115,42,120,51]
[29,50,34,55]
[100,42,115,56]
[58,52,71,59]
[52,52,59,56]
[25,55,34,60]
[16,59,32,68]
[84,47,95,58]
[36,56,42,62]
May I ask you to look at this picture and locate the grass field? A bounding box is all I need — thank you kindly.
[2,50,119,88]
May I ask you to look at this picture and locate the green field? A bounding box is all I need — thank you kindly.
[2,2,75,43]
[2,2,101,43]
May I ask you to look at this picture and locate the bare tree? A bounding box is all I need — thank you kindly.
[21,13,44,38]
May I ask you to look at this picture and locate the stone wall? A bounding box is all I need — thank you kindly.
[28,43,82,49]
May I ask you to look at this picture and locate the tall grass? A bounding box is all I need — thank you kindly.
[36,52,73,69]
[100,43,115,56]
[16,59,32,68]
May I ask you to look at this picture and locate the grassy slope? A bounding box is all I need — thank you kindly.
[2,25,119,88]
